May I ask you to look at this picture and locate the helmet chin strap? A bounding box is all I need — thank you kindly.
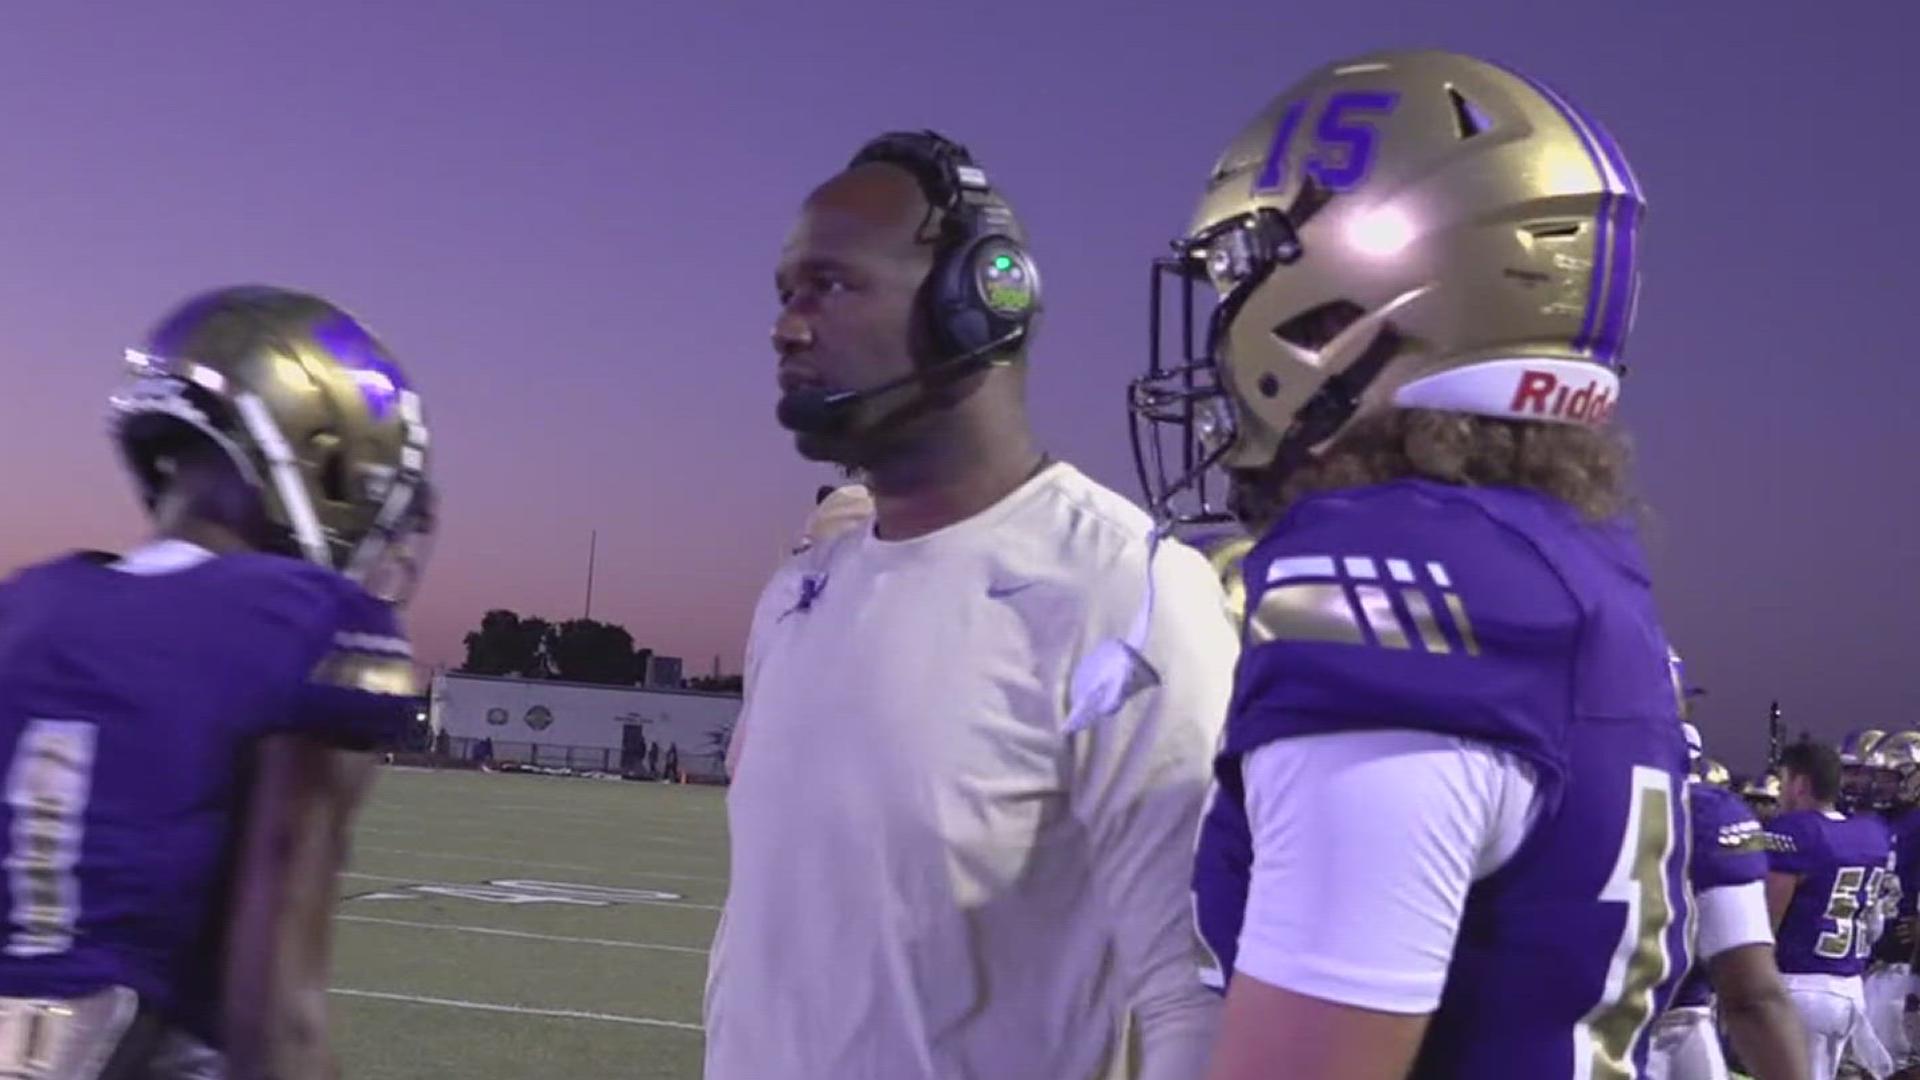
[1272,321,1406,476]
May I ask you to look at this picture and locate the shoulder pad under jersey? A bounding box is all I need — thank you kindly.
[1224,482,1580,797]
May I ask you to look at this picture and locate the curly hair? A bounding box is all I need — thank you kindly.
[1233,408,1635,531]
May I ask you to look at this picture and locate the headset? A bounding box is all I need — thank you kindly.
[777,130,1043,436]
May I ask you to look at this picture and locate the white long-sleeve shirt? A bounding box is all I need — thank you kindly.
[705,462,1236,1080]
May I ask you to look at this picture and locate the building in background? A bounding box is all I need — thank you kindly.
[429,671,736,780]
[645,654,684,689]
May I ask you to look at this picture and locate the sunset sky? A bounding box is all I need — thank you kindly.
[1,2,1911,770]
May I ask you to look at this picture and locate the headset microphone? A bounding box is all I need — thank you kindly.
[775,327,1024,436]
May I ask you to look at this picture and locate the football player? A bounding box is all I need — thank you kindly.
[1646,701,1804,1080]
[1767,739,1897,1078]
[1861,736,1920,1073]
[0,286,432,1078]
[1130,49,1695,1077]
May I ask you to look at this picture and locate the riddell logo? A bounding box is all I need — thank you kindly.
[1510,369,1615,425]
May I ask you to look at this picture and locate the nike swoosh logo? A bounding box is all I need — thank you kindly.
[987,583,1036,600]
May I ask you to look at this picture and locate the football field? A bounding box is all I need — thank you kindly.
[330,768,725,1079]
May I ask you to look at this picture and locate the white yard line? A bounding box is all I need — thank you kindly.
[328,988,703,1032]
[339,871,723,912]
[354,845,726,885]
[354,822,712,849]
[337,915,709,956]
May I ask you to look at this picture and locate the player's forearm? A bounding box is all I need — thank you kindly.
[224,741,304,1075]
[1719,989,1809,1080]
[1206,976,1427,1080]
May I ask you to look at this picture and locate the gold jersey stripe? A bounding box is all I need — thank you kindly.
[309,653,418,698]
[1249,583,1366,646]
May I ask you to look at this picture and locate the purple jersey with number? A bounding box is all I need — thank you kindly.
[1767,810,1893,977]
[1671,783,1770,1008]
[1192,479,1690,1079]
[0,550,414,1039]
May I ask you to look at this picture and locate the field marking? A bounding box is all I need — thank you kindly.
[355,821,712,849]
[485,800,723,819]
[329,988,703,1032]
[337,915,709,955]
[355,845,726,885]
[340,872,723,912]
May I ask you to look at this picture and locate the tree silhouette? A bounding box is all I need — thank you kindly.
[546,618,644,685]
[458,610,727,690]
[459,609,552,678]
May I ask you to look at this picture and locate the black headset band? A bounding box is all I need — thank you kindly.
[848,130,982,213]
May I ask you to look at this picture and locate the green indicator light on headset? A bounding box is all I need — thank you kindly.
[993,255,1014,271]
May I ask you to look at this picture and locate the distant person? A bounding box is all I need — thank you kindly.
[648,742,661,778]
[791,482,874,556]
[1767,739,1896,1078]
[665,743,680,783]
[1648,714,1805,1080]
[707,129,1235,1080]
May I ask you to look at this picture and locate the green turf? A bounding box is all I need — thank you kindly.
[330,768,727,1079]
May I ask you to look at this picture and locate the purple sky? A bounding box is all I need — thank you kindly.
[1,4,1912,771]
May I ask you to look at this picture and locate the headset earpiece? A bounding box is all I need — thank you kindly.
[849,131,1043,364]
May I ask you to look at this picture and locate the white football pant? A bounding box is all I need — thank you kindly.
[1785,974,1893,1080]
[1646,1006,1728,1080]
[1864,964,1914,1068]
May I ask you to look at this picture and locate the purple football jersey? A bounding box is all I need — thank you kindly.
[1865,807,1920,963]
[1192,479,1691,1079]
[1670,782,1769,1008]
[0,550,414,1040]
[1767,809,1894,977]
[1889,808,1920,918]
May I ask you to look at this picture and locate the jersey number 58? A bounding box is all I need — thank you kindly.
[1815,866,1887,960]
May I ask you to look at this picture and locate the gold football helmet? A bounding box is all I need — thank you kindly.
[109,286,434,602]
[1131,49,1644,522]
[1868,731,1920,769]
[1840,728,1888,766]
[1699,758,1731,789]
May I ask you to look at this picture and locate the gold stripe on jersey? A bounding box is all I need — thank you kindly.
[1248,583,1366,646]
[1400,589,1452,654]
[309,653,417,698]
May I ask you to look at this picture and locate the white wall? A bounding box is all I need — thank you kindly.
[431,673,738,776]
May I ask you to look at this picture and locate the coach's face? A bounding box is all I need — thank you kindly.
[772,163,936,465]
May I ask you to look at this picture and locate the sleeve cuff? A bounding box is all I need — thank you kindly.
[1234,946,1445,1015]
[1697,881,1773,960]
